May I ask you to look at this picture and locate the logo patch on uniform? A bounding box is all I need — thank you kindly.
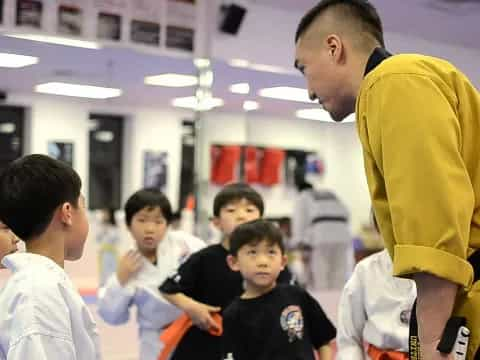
[280,305,304,342]
[400,309,411,325]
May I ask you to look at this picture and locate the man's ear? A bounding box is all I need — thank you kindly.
[58,202,73,226]
[226,254,240,272]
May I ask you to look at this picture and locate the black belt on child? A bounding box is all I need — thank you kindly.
[409,250,480,359]
[311,216,347,225]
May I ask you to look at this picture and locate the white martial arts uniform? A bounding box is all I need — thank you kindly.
[292,188,352,289]
[336,249,416,359]
[97,230,205,360]
[0,253,101,360]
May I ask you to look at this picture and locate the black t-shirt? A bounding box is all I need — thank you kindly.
[159,244,296,360]
[221,284,336,360]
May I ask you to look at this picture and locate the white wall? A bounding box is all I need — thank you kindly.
[1,93,371,289]
[199,111,371,232]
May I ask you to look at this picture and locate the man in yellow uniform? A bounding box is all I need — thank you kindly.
[294,1,480,359]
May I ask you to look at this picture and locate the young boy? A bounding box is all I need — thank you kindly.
[0,221,19,269]
[336,211,416,360]
[222,219,336,360]
[160,183,296,360]
[97,188,205,360]
[0,154,101,360]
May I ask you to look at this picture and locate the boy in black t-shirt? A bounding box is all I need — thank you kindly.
[159,183,295,360]
[222,219,336,360]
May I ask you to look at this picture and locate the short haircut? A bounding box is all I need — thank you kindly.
[0,154,82,241]
[124,188,173,226]
[213,183,264,217]
[295,0,384,48]
[229,219,285,256]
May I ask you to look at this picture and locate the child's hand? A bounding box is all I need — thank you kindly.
[117,250,144,286]
[185,300,221,331]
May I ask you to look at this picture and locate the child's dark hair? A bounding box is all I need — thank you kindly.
[124,188,173,226]
[230,219,285,256]
[213,183,264,217]
[0,154,82,241]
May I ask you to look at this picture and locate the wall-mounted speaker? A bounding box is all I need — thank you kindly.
[219,4,247,35]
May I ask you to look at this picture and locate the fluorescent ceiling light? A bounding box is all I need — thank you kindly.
[172,96,224,111]
[296,109,356,123]
[5,34,100,49]
[228,58,297,75]
[35,82,122,99]
[0,52,38,68]
[194,58,211,68]
[228,58,250,68]
[229,83,250,94]
[145,73,198,87]
[243,100,259,111]
[258,86,315,103]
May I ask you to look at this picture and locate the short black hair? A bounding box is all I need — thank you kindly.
[213,183,264,217]
[230,219,285,256]
[295,0,384,47]
[0,154,82,241]
[124,188,173,226]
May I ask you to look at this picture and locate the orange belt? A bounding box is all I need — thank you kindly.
[367,344,409,360]
[158,313,223,360]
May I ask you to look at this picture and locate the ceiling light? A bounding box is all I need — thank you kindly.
[35,82,122,99]
[249,63,296,75]
[145,73,198,87]
[296,109,356,123]
[5,34,101,49]
[194,58,211,68]
[0,52,38,68]
[171,96,224,111]
[229,83,250,94]
[228,58,250,68]
[243,100,259,111]
[258,86,315,103]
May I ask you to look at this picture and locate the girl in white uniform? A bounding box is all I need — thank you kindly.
[97,188,205,360]
[336,213,416,360]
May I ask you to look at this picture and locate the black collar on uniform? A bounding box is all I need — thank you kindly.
[364,47,393,76]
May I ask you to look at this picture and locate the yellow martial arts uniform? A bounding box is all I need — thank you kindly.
[356,48,480,359]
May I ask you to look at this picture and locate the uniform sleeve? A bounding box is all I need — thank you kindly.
[8,333,77,360]
[159,250,202,296]
[363,74,474,288]
[336,267,367,359]
[7,290,78,359]
[96,274,134,325]
[301,288,336,348]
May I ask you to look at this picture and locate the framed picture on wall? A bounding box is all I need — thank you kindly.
[48,141,74,167]
[58,4,82,36]
[97,12,121,40]
[130,19,160,46]
[143,151,168,192]
[16,0,43,28]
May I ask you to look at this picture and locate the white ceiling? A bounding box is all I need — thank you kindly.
[0,0,479,118]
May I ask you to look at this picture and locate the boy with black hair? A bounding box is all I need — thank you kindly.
[0,154,101,359]
[97,188,205,360]
[160,183,296,360]
[0,221,19,269]
[222,219,336,360]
